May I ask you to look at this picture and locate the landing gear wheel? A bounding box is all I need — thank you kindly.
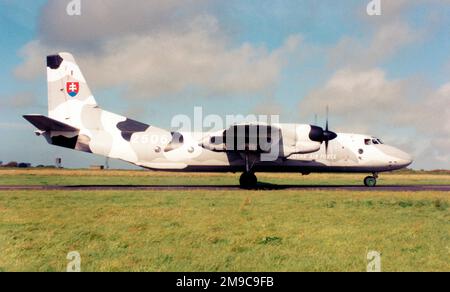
[240,172,258,189]
[364,176,377,187]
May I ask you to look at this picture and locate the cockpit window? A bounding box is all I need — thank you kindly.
[372,138,384,144]
[365,138,384,145]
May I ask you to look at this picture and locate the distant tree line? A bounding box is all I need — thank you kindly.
[0,161,57,168]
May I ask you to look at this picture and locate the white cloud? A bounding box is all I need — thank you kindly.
[38,0,210,45]
[299,68,409,129]
[329,21,420,69]
[80,24,300,98]
[14,40,47,80]
[15,1,301,99]
[299,68,450,169]
[310,2,449,169]
[0,91,36,109]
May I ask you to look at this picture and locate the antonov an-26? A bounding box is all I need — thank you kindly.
[24,53,413,188]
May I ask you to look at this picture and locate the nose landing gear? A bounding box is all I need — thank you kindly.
[364,173,378,187]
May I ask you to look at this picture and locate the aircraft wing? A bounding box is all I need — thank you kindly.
[23,115,79,132]
[200,124,281,153]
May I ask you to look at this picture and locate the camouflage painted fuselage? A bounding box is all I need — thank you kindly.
[25,53,413,174]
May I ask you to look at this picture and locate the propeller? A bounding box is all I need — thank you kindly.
[323,106,337,153]
[309,106,337,154]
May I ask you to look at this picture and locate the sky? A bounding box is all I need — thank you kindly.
[0,0,449,169]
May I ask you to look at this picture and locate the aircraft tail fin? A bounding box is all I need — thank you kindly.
[46,52,98,124]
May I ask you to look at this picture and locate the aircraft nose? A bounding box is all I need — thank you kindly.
[397,151,413,167]
[389,148,413,167]
[377,145,413,168]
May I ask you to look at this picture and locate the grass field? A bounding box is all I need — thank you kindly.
[1,168,450,186]
[0,169,449,272]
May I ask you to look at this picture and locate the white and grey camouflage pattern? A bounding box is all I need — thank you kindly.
[24,52,413,175]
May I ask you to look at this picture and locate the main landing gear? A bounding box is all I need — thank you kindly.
[239,152,258,189]
[240,172,258,189]
[364,173,378,187]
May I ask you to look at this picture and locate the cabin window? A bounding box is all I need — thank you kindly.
[364,139,372,145]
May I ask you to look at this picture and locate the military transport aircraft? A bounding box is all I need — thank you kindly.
[24,53,413,188]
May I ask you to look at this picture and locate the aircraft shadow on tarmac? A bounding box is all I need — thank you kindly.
[64,183,359,190]
[59,183,449,191]
[0,184,449,191]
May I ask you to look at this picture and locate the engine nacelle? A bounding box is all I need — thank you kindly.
[200,125,279,153]
[201,124,322,158]
[280,124,321,157]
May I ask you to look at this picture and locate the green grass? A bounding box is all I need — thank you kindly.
[0,169,448,271]
[1,169,450,186]
[0,189,448,272]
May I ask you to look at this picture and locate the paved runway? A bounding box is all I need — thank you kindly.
[0,185,449,192]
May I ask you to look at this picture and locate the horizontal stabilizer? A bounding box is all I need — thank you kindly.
[23,115,78,132]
